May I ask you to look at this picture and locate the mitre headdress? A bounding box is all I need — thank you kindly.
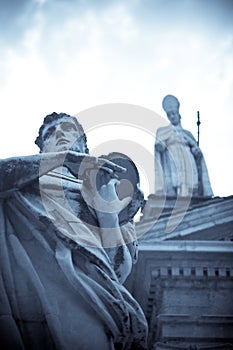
[162,95,180,113]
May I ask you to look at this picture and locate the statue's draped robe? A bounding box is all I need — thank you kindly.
[0,169,147,349]
[154,124,213,197]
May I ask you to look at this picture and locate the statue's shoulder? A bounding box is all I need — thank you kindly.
[156,124,172,134]
[182,128,196,141]
[156,124,174,141]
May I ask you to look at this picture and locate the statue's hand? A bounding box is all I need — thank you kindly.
[97,178,131,213]
[155,142,165,152]
[191,147,202,158]
[82,170,131,213]
[64,151,125,179]
[63,151,96,177]
[95,179,131,229]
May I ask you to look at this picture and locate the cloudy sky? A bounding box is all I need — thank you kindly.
[0,0,232,198]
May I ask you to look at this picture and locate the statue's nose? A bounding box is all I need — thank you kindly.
[56,129,64,138]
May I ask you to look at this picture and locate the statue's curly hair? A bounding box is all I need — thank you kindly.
[35,112,89,154]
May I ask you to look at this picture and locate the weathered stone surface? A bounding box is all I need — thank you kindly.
[0,112,148,349]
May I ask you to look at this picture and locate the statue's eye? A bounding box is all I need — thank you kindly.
[43,126,56,140]
[61,122,77,132]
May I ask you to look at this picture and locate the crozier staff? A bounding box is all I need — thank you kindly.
[0,112,148,350]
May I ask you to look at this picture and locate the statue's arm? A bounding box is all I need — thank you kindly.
[100,201,139,281]
[103,222,137,284]
[0,152,72,193]
[84,176,135,283]
[155,140,165,152]
[95,211,135,283]
[154,127,170,153]
[183,130,203,158]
